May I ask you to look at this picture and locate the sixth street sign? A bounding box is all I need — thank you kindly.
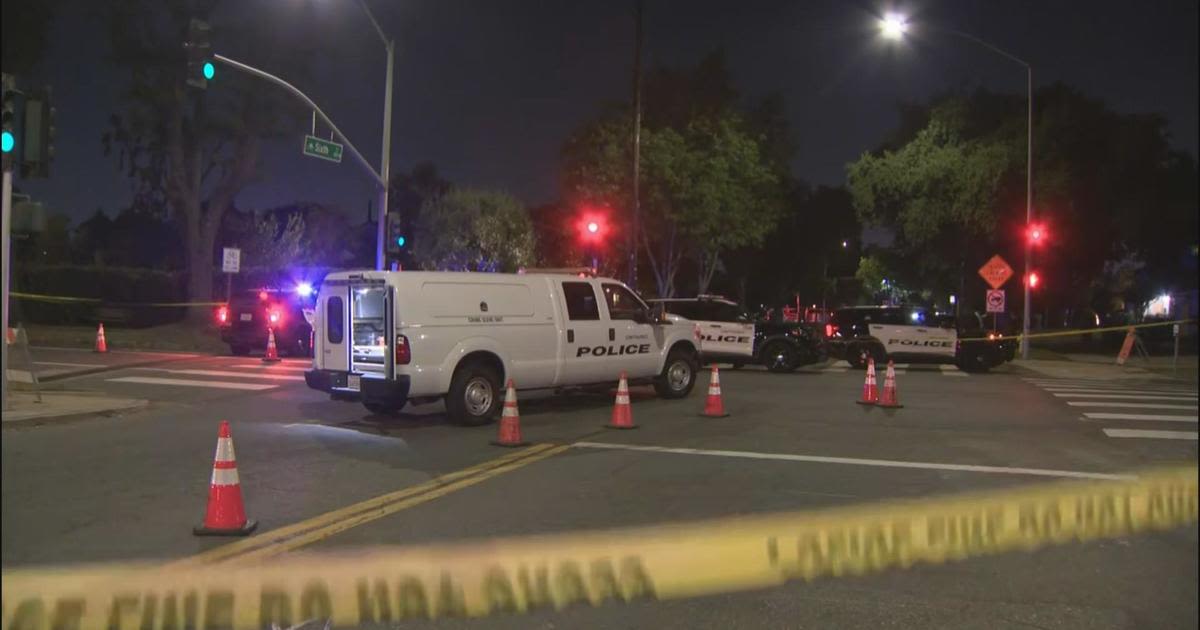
[303,135,343,163]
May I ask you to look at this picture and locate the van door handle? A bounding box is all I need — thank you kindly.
[567,330,574,343]
[609,328,615,341]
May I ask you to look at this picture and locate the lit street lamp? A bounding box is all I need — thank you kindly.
[879,14,1035,359]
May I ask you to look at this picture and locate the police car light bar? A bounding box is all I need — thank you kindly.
[518,267,598,277]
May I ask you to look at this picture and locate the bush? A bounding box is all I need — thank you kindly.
[13,265,187,327]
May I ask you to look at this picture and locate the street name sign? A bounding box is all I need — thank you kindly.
[303,135,344,163]
[978,255,1014,290]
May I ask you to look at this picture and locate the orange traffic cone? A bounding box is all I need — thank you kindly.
[194,421,257,536]
[262,327,280,363]
[492,380,529,447]
[606,372,638,429]
[856,357,878,405]
[879,360,904,408]
[700,365,730,417]
[94,322,108,353]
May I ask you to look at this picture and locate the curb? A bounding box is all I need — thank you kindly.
[1,398,151,428]
[33,353,211,383]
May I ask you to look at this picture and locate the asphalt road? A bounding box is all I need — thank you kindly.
[3,348,1197,629]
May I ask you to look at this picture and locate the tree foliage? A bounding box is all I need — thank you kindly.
[562,51,790,298]
[847,84,1197,315]
[412,189,536,273]
[101,0,313,317]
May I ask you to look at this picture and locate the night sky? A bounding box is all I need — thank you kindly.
[17,0,1200,226]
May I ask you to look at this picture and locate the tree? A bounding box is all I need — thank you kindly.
[562,51,788,298]
[102,0,311,319]
[847,83,1196,317]
[412,189,536,273]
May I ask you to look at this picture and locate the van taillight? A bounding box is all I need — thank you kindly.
[395,335,411,365]
[825,323,838,337]
[216,306,229,324]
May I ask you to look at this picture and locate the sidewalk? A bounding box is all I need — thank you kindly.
[2,391,149,426]
[1013,354,1197,384]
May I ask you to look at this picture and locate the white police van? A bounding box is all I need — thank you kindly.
[304,270,700,425]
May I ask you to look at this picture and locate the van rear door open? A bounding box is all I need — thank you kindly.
[320,288,350,375]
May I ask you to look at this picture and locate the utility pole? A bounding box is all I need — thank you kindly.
[628,0,644,289]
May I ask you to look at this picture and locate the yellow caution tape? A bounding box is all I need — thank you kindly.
[959,318,1196,342]
[2,464,1195,628]
[12,292,225,307]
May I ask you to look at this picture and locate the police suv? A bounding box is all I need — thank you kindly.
[304,270,701,425]
[648,295,825,373]
[826,305,1016,372]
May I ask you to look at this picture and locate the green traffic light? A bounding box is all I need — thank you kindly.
[1,130,13,153]
[396,236,406,248]
[203,61,215,80]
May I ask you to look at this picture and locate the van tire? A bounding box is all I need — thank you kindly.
[446,360,502,426]
[654,348,698,399]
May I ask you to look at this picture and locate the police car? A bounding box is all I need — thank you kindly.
[825,305,1016,372]
[648,295,825,373]
[216,287,315,357]
[305,270,701,425]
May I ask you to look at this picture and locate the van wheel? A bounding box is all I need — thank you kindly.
[762,341,798,373]
[654,348,698,399]
[447,361,502,426]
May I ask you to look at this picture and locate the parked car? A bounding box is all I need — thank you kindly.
[217,288,314,357]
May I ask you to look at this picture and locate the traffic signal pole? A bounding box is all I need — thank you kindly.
[2,167,12,410]
[211,54,387,198]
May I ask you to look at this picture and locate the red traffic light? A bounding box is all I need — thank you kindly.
[587,221,600,234]
[1027,223,1047,245]
[576,209,610,244]
[1026,271,1041,288]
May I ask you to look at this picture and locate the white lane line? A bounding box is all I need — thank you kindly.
[107,376,276,391]
[942,372,969,377]
[571,442,1134,481]
[1052,393,1198,401]
[230,364,311,372]
[1083,413,1197,423]
[33,361,107,368]
[1102,429,1198,441]
[135,368,304,381]
[1068,402,1198,410]
[939,365,963,372]
[1042,387,1196,396]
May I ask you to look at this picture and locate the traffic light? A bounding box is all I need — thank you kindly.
[21,87,55,178]
[1026,271,1041,289]
[2,73,17,168]
[1026,222,1047,246]
[575,211,609,245]
[386,212,407,254]
[184,18,213,90]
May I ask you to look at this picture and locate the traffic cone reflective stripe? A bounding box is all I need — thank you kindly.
[492,380,529,447]
[856,358,878,405]
[879,360,904,408]
[194,421,257,536]
[94,323,108,353]
[262,327,280,363]
[700,365,730,417]
[606,372,637,429]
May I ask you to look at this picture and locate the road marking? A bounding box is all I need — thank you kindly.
[1067,401,1197,410]
[166,443,567,567]
[230,364,311,371]
[32,361,107,368]
[1052,393,1198,401]
[942,371,968,377]
[107,376,276,391]
[1102,428,1198,440]
[572,442,1133,481]
[136,368,304,381]
[1042,387,1197,396]
[1082,412,1197,423]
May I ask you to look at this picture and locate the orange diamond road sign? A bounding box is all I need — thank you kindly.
[978,255,1014,289]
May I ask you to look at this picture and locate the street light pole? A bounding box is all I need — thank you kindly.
[357,0,394,272]
[880,17,1034,358]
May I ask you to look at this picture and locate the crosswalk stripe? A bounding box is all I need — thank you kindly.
[1082,412,1197,423]
[33,361,107,368]
[107,376,276,391]
[1101,428,1198,440]
[136,368,304,381]
[230,364,311,372]
[1042,387,1197,396]
[1067,402,1198,410]
[1052,393,1197,401]
[942,372,969,377]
